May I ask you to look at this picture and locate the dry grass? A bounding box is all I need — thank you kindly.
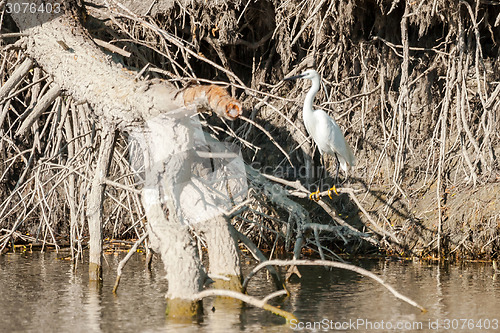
[1,0,498,258]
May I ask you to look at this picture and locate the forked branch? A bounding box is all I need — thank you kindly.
[192,289,296,322]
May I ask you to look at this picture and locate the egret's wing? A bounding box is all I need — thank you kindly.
[315,110,355,170]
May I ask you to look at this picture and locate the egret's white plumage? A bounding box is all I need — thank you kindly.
[285,69,355,177]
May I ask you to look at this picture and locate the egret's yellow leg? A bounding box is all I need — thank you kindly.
[309,189,321,201]
[327,186,339,199]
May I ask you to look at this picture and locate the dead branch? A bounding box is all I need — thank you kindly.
[87,123,116,282]
[15,84,62,137]
[240,115,293,166]
[112,232,148,293]
[261,173,380,245]
[233,225,287,293]
[243,259,427,312]
[0,57,33,102]
[192,289,296,321]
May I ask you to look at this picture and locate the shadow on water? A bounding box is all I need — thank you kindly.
[1,252,500,332]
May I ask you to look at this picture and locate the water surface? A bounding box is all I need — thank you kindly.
[1,252,499,332]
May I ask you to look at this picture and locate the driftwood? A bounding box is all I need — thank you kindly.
[112,232,148,293]
[242,259,427,312]
[192,289,296,322]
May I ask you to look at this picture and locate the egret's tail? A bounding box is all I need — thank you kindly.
[345,143,355,169]
[337,142,355,174]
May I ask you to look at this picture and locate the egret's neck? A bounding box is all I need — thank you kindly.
[303,76,320,118]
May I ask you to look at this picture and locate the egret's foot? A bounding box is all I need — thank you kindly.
[309,190,321,201]
[327,186,339,199]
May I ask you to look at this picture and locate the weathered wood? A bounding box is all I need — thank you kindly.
[234,227,286,292]
[198,216,242,290]
[15,84,61,137]
[9,0,244,317]
[183,85,242,120]
[0,57,33,101]
[112,232,148,293]
[133,112,206,315]
[87,123,116,282]
[9,1,181,124]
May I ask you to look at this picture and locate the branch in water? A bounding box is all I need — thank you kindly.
[243,259,427,312]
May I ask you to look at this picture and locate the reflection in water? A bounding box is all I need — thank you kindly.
[87,283,103,332]
[0,252,499,332]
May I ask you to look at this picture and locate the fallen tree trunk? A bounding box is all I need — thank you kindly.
[9,0,243,316]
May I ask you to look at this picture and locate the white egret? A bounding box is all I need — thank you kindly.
[284,69,355,200]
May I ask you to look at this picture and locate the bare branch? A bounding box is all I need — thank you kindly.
[243,259,427,312]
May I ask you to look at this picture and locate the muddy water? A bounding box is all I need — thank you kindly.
[1,252,499,332]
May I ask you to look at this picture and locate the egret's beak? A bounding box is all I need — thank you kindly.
[284,73,305,81]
